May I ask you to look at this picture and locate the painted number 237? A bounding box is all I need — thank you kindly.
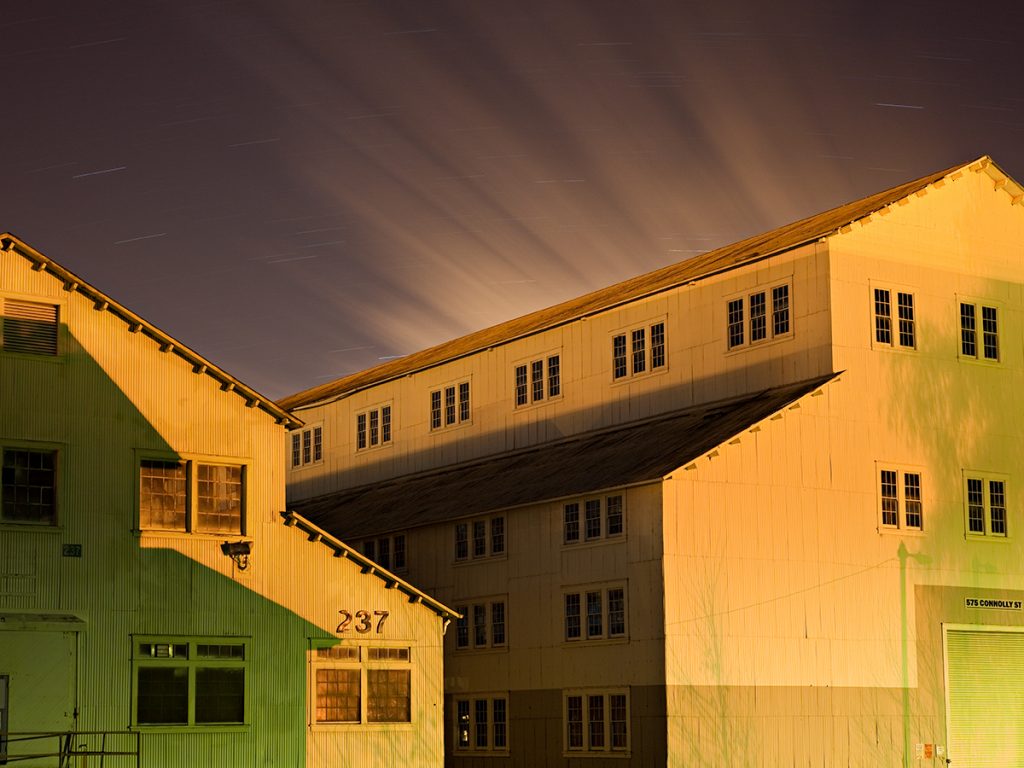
[336,610,389,634]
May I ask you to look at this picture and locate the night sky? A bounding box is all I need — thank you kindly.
[4,1,1023,399]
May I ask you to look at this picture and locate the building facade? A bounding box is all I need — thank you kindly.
[282,156,1024,766]
[0,235,455,767]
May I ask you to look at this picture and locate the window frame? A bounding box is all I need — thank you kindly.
[958,298,1000,363]
[1,443,60,526]
[725,282,793,352]
[358,533,408,572]
[453,599,508,651]
[876,463,924,533]
[131,635,250,730]
[290,424,324,468]
[309,641,413,728]
[871,284,916,351]
[563,689,630,755]
[513,352,563,409]
[430,380,472,431]
[962,471,1010,539]
[611,320,667,381]
[562,493,626,546]
[454,515,506,562]
[454,694,509,754]
[137,453,248,536]
[563,583,628,643]
[355,403,393,452]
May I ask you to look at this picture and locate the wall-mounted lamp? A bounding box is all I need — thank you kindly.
[221,540,253,570]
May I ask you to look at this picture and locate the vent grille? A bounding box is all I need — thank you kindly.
[3,299,58,355]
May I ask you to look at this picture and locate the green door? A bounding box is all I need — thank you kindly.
[946,628,1024,767]
[0,630,77,766]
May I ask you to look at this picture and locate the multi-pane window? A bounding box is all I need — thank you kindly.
[1,447,57,525]
[878,467,923,531]
[612,321,666,380]
[355,406,391,451]
[515,353,562,407]
[1,299,59,356]
[455,516,505,561]
[431,382,471,429]
[964,474,1008,537]
[960,302,999,361]
[564,585,627,641]
[563,494,625,544]
[873,288,915,349]
[565,690,629,753]
[291,425,323,467]
[727,284,792,350]
[312,644,411,724]
[140,459,245,535]
[454,600,507,650]
[455,696,508,753]
[359,534,407,571]
[133,637,247,726]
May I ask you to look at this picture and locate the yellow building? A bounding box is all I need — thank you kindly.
[281,156,1024,767]
[0,235,456,767]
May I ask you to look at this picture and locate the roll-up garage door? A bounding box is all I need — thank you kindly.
[946,628,1024,767]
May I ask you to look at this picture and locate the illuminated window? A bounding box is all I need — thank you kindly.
[454,515,505,561]
[1,299,58,356]
[133,637,247,727]
[514,353,562,407]
[430,381,471,430]
[877,466,923,531]
[564,585,627,642]
[455,695,508,753]
[355,406,391,452]
[311,643,411,725]
[964,473,1008,537]
[959,301,999,361]
[454,600,507,650]
[564,690,629,753]
[291,425,323,467]
[140,459,244,535]
[873,287,915,349]
[563,494,625,544]
[1,447,57,525]
[727,283,792,350]
[612,322,666,379]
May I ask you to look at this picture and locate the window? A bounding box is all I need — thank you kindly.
[454,516,505,561]
[564,585,627,641]
[431,381,471,430]
[312,644,411,725]
[727,284,792,350]
[563,494,625,544]
[959,301,999,361]
[964,473,1008,537]
[0,674,7,764]
[514,353,562,407]
[877,466,923,531]
[290,425,323,467]
[140,458,245,535]
[873,287,915,349]
[1,299,58,356]
[1,447,57,525]
[454,600,507,650]
[612,322,666,380]
[360,534,407,571]
[564,690,629,753]
[355,406,391,451]
[133,637,247,727]
[455,695,508,753]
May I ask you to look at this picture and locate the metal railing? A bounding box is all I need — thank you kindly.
[1,730,140,767]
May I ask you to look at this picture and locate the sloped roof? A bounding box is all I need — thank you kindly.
[291,373,839,540]
[279,155,998,411]
[281,511,460,620]
[1,233,301,429]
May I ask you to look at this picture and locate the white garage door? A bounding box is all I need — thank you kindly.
[946,627,1024,767]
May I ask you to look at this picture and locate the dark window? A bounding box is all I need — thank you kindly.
[650,323,665,369]
[631,328,646,374]
[430,390,442,429]
[357,413,367,449]
[960,303,976,357]
[772,285,790,336]
[982,306,999,360]
[459,382,471,422]
[548,355,561,396]
[565,594,581,640]
[492,602,506,646]
[897,292,915,348]
[749,291,767,342]
[393,535,406,569]
[455,609,469,648]
[606,495,623,536]
[727,299,744,348]
[515,365,528,405]
[445,386,456,426]
[586,592,603,638]
[585,499,601,540]
[455,523,468,560]
[2,448,57,525]
[531,360,544,401]
[475,699,488,747]
[491,517,505,554]
[291,434,300,468]
[612,334,627,379]
[564,502,580,543]
[473,520,486,557]
[303,430,312,464]
[880,470,898,527]
[874,288,892,345]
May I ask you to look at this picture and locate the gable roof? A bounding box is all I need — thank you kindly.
[1,233,302,429]
[279,155,1005,411]
[281,511,460,620]
[291,373,839,540]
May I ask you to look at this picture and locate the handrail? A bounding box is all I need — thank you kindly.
[1,730,140,766]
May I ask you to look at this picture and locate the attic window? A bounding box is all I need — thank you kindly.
[2,299,58,356]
